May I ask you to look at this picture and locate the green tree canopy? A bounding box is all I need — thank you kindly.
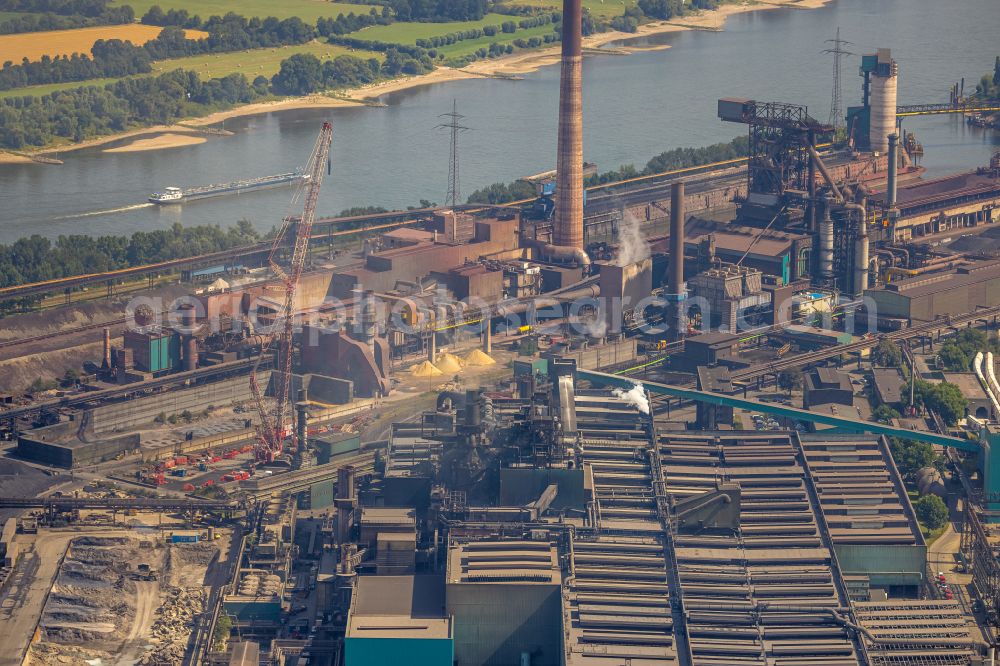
[906,379,969,426]
[872,339,902,367]
[889,436,936,479]
[914,494,949,531]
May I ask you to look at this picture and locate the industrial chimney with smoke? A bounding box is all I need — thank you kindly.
[553,0,583,250]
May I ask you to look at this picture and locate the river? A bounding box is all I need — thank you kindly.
[0,0,996,244]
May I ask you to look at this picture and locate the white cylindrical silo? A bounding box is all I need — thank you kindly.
[869,58,898,153]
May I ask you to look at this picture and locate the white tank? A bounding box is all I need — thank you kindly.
[869,62,898,153]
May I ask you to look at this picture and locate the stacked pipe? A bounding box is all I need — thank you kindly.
[887,132,899,211]
[819,197,835,281]
[553,0,583,250]
[854,207,870,295]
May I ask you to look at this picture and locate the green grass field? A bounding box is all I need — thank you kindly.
[498,0,635,19]
[349,13,515,43]
[0,40,380,99]
[112,0,376,22]
[435,23,557,58]
[348,14,559,61]
[150,41,379,79]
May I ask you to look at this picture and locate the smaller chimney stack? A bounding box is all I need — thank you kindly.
[102,328,111,369]
[667,182,686,340]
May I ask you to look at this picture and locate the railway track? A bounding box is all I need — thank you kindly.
[729,305,1000,382]
[0,316,127,352]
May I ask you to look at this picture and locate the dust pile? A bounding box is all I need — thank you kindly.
[435,353,465,374]
[463,349,496,366]
[411,360,443,377]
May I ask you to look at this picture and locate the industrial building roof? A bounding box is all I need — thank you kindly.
[347,575,451,640]
[872,368,906,406]
[360,507,416,527]
[228,641,260,666]
[940,372,989,402]
[446,540,560,585]
[564,389,678,664]
[659,432,864,665]
[385,428,441,478]
[893,171,1000,209]
[881,260,1000,298]
[813,366,853,390]
[798,434,922,547]
[686,227,807,258]
[854,599,981,665]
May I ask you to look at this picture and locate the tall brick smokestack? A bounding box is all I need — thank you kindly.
[554,0,583,250]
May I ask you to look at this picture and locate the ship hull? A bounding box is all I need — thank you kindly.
[150,174,305,205]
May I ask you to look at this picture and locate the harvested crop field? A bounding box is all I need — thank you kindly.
[0,25,207,63]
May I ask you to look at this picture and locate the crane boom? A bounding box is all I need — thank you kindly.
[250,122,334,460]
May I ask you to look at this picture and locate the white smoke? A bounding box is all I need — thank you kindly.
[612,382,650,414]
[583,314,607,339]
[616,208,650,267]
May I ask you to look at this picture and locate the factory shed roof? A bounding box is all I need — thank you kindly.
[383,227,434,242]
[872,368,905,406]
[447,540,560,585]
[360,507,416,527]
[892,171,1000,208]
[347,575,451,640]
[882,260,1000,298]
[685,330,742,347]
[940,372,988,401]
[658,432,865,665]
[228,641,259,666]
[813,367,853,390]
[854,599,982,664]
[689,227,806,257]
[797,434,923,548]
[563,389,679,665]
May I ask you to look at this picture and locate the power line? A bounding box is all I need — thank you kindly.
[822,27,854,130]
[436,99,470,207]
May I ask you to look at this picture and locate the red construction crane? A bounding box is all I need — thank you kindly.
[250,122,334,461]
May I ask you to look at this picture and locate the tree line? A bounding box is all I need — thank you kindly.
[271,52,387,95]
[0,0,133,33]
[465,137,750,205]
[0,68,262,148]
[636,0,716,21]
[0,221,262,291]
[0,12,315,91]
[414,13,556,49]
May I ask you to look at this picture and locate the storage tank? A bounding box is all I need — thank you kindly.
[868,49,898,153]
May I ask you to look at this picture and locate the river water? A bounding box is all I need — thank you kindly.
[0,0,997,244]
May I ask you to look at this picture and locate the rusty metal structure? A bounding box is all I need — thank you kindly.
[250,122,334,461]
[553,0,584,250]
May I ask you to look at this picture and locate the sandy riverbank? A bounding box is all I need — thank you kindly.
[0,0,831,163]
[103,132,208,153]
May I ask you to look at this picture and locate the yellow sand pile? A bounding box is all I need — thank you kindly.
[435,352,465,374]
[411,360,443,377]
[464,349,496,366]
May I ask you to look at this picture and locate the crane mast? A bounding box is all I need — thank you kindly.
[250,121,334,461]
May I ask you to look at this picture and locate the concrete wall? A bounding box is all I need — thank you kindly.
[550,338,637,371]
[18,431,139,468]
[446,583,562,666]
[91,372,269,433]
